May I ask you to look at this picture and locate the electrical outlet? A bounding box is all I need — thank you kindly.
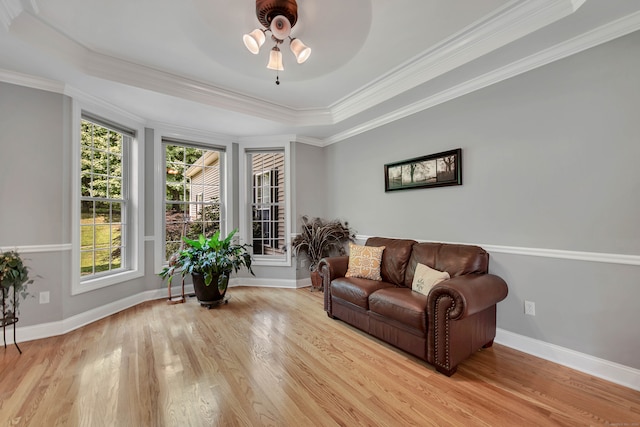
[524,300,535,316]
[39,291,50,304]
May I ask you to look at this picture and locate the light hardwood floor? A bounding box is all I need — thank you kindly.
[1,287,639,426]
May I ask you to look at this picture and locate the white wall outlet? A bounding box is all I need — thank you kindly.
[524,300,535,316]
[39,291,50,304]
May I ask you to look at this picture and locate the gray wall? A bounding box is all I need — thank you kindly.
[1,83,67,324]
[0,83,159,326]
[324,31,640,369]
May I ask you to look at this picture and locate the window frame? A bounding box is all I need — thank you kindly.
[161,139,225,262]
[154,128,233,274]
[71,100,145,295]
[240,138,291,267]
[252,169,280,252]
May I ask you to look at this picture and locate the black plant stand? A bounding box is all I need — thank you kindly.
[1,288,21,354]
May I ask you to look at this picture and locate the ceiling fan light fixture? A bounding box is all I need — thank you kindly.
[267,46,284,71]
[243,28,266,54]
[289,38,311,64]
[243,0,311,83]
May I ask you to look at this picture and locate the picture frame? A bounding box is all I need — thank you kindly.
[384,148,462,192]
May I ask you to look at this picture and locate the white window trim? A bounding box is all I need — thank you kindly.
[153,127,234,274]
[239,137,292,267]
[71,99,145,295]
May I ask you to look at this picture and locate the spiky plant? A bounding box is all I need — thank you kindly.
[291,215,355,272]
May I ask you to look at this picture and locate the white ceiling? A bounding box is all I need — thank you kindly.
[1,0,639,143]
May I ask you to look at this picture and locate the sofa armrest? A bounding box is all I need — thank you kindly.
[428,273,508,320]
[318,256,349,314]
[427,273,508,375]
[318,256,349,282]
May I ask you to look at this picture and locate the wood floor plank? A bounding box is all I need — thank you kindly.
[1,287,639,426]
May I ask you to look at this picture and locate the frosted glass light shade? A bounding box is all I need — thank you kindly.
[243,29,266,54]
[267,47,284,71]
[290,38,311,64]
[270,15,292,40]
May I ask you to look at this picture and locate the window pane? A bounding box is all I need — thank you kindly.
[94,249,111,273]
[163,142,222,262]
[80,119,128,278]
[112,202,122,223]
[81,225,94,250]
[109,132,122,153]
[108,153,121,176]
[249,151,285,257]
[108,177,122,199]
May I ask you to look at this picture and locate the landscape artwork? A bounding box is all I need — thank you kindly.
[384,148,462,192]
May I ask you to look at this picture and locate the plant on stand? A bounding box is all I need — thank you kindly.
[1,250,35,353]
[159,229,254,308]
[291,215,355,291]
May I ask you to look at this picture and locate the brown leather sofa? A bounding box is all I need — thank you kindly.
[318,237,508,376]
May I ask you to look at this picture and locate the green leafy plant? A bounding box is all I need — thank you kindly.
[159,229,254,293]
[0,250,35,318]
[291,215,355,272]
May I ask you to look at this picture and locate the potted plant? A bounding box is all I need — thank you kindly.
[291,215,355,290]
[1,250,34,322]
[159,229,254,308]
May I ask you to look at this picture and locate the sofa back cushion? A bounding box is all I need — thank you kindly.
[404,242,489,287]
[366,237,416,286]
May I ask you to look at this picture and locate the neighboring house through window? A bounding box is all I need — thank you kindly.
[163,140,223,260]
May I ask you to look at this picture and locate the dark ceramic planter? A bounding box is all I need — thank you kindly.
[192,272,229,306]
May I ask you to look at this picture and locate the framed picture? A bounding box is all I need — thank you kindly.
[384,148,462,192]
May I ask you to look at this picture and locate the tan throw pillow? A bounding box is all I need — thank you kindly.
[345,243,385,281]
[411,263,450,296]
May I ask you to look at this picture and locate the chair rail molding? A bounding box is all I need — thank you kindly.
[355,235,640,267]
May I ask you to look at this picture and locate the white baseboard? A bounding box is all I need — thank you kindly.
[229,277,310,289]
[6,284,194,345]
[495,328,640,391]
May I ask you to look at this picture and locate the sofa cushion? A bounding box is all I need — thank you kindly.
[345,243,385,280]
[435,244,489,276]
[404,243,440,287]
[331,277,394,309]
[411,263,450,296]
[405,242,489,286]
[366,237,416,286]
[369,288,429,333]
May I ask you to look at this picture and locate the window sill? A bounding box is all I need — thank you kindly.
[72,269,144,295]
[252,257,291,267]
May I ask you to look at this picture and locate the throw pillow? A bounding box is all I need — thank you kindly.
[411,263,450,296]
[345,243,386,281]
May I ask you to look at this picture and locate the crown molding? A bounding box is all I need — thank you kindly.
[0,67,65,92]
[64,85,146,125]
[148,120,235,145]
[51,0,585,130]
[293,136,325,147]
[329,0,586,123]
[85,51,334,127]
[4,1,638,144]
[323,9,640,145]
